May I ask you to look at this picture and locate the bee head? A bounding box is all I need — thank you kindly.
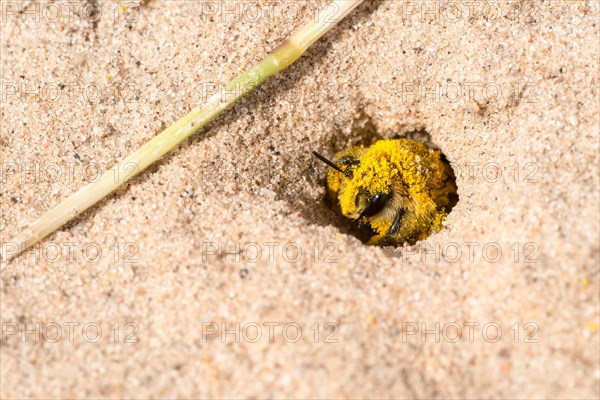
[312,150,394,221]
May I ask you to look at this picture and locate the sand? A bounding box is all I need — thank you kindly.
[1,0,599,398]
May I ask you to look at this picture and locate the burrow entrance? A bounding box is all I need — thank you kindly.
[311,127,459,246]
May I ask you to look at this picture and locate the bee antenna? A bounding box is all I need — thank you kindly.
[311,151,345,174]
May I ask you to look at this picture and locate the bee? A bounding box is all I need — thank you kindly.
[313,138,457,246]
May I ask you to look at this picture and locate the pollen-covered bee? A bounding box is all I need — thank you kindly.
[313,138,457,246]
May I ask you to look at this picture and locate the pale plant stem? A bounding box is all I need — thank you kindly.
[3,0,365,261]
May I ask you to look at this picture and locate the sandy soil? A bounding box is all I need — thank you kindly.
[1,0,599,398]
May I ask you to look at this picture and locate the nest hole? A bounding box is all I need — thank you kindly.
[311,127,459,246]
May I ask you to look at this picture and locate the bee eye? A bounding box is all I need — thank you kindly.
[360,192,391,218]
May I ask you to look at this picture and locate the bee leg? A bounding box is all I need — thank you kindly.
[367,209,405,246]
[386,209,405,236]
